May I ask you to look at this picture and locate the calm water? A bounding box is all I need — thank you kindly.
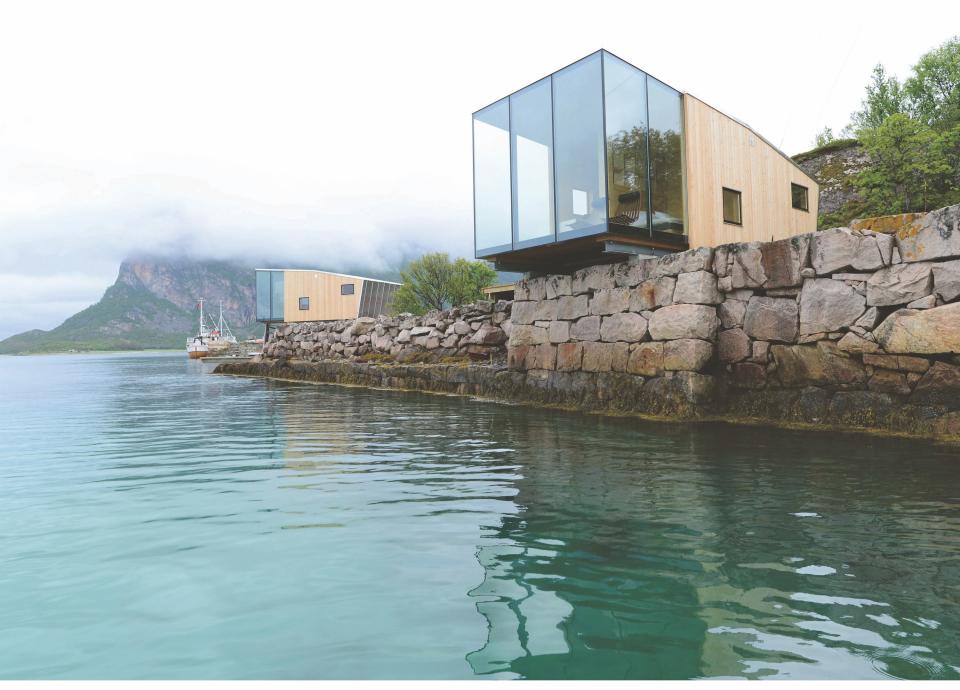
[1,352,958,679]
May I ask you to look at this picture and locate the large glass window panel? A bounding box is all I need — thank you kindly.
[603,52,649,233]
[256,270,271,321]
[553,53,606,239]
[473,98,512,256]
[510,77,554,247]
[647,77,686,235]
[270,271,284,321]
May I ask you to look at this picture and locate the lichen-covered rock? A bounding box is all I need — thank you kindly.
[866,263,932,306]
[896,204,960,263]
[649,304,719,341]
[718,328,751,363]
[862,353,931,373]
[730,362,766,389]
[600,312,648,343]
[614,257,654,288]
[874,303,960,354]
[799,278,865,336]
[652,246,713,277]
[743,296,798,343]
[771,341,867,387]
[572,264,616,294]
[910,361,960,406]
[674,270,721,304]
[544,274,572,300]
[868,370,912,396]
[727,242,766,288]
[570,315,601,342]
[589,287,630,315]
[663,339,713,371]
[526,343,557,371]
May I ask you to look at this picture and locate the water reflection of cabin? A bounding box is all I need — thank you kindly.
[473,50,819,273]
[255,269,400,325]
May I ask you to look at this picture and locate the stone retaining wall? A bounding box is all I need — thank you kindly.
[505,203,960,436]
[262,300,511,363]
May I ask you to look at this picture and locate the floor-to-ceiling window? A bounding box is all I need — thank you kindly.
[473,98,513,257]
[603,52,650,234]
[647,77,686,235]
[553,52,606,240]
[510,77,555,249]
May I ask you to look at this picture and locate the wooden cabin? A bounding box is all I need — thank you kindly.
[472,50,818,273]
[256,269,400,324]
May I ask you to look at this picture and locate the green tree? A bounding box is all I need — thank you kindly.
[850,64,907,134]
[813,126,835,149]
[856,113,952,214]
[390,253,497,315]
[904,36,960,128]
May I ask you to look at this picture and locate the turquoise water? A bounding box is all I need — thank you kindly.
[0,352,958,680]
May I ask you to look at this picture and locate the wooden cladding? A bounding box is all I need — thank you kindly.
[283,271,363,321]
[682,94,818,248]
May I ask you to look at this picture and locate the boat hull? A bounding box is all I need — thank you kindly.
[187,349,208,359]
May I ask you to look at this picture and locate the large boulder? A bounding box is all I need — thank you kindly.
[652,246,713,277]
[910,361,960,405]
[648,304,720,341]
[600,312,649,343]
[932,259,960,302]
[727,242,767,288]
[718,328,751,363]
[627,341,663,376]
[743,296,799,343]
[771,342,867,387]
[589,287,630,315]
[718,299,747,329]
[469,324,507,346]
[866,262,933,306]
[572,264,616,294]
[811,228,891,274]
[557,294,589,320]
[509,324,549,346]
[873,303,960,354]
[544,274,572,299]
[761,234,810,288]
[674,270,721,304]
[663,339,713,371]
[896,204,960,263]
[799,278,866,336]
[570,315,601,342]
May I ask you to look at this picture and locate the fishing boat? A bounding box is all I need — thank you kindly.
[186,299,237,358]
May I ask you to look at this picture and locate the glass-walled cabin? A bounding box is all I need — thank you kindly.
[473,50,686,271]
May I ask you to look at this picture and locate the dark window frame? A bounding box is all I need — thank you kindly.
[791,182,809,212]
[341,283,355,296]
[298,296,309,311]
[722,187,742,226]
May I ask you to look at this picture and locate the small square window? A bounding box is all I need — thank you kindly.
[298,297,309,310]
[722,187,742,225]
[791,183,809,211]
[341,283,355,296]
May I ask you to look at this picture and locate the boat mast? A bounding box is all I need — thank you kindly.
[219,300,224,335]
[199,298,204,340]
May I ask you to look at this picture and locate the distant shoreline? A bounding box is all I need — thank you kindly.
[0,348,182,357]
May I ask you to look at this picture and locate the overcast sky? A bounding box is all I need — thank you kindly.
[1,0,958,338]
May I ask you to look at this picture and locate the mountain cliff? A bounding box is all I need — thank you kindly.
[0,258,260,354]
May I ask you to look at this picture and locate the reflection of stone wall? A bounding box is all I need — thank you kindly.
[262,301,511,363]
[234,204,960,441]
